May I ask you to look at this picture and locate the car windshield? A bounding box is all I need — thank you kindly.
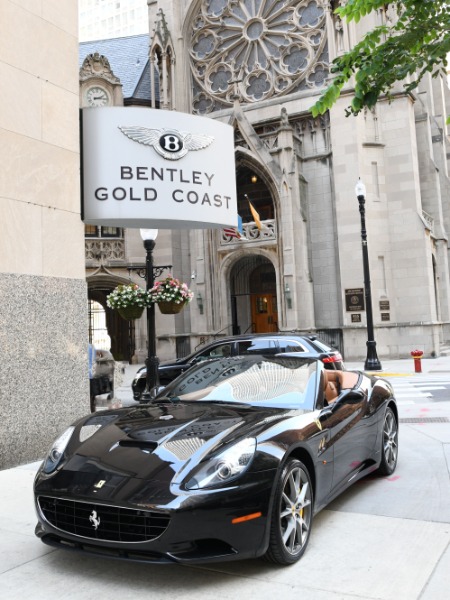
[158,355,319,409]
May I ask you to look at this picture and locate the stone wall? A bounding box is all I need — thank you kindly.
[0,274,88,469]
[343,322,441,361]
[0,1,86,468]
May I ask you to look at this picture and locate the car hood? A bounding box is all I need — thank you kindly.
[35,402,309,507]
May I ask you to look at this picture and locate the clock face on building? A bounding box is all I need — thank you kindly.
[86,86,110,107]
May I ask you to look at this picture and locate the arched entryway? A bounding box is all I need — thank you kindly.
[230,255,278,334]
[88,281,136,362]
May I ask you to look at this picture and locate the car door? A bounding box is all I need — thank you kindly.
[319,386,377,494]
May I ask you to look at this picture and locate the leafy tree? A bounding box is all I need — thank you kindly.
[311,0,450,120]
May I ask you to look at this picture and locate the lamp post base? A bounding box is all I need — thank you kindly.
[364,341,382,371]
[140,355,160,402]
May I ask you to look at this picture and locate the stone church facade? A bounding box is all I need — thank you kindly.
[81,0,450,364]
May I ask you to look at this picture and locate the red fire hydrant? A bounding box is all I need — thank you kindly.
[411,349,424,373]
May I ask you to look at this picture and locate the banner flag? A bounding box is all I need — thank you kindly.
[245,194,262,230]
[223,227,241,239]
[223,214,247,239]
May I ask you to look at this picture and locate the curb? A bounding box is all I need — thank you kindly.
[365,372,410,377]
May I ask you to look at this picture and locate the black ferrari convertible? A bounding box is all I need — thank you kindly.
[34,354,398,565]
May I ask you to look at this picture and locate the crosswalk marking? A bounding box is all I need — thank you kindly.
[383,375,450,405]
[414,386,446,391]
[395,392,432,397]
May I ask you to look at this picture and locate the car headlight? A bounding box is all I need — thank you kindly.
[186,438,256,490]
[41,426,75,474]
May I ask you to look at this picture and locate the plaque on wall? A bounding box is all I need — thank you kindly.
[345,288,365,312]
[381,313,390,321]
[379,300,390,310]
[351,313,362,323]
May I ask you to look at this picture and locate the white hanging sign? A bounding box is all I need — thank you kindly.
[81,107,237,228]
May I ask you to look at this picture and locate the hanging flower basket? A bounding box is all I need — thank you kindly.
[149,276,194,315]
[158,300,187,315]
[118,305,145,320]
[106,283,152,320]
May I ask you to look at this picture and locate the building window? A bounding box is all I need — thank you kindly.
[190,0,328,111]
[85,225,123,238]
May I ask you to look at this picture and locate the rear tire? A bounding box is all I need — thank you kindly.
[376,406,398,476]
[264,458,313,565]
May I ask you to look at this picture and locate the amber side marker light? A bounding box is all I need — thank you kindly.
[231,512,262,524]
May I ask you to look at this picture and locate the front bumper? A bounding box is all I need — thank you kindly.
[34,474,274,564]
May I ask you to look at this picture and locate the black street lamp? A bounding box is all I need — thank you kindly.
[355,179,382,371]
[138,229,171,401]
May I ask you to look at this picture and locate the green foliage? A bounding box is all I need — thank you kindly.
[311,0,450,118]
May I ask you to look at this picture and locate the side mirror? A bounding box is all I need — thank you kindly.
[191,356,207,364]
[142,385,165,400]
[338,388,365,403]
[143,385,167,402]
[320,388,365,415]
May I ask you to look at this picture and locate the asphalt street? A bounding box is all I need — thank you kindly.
[1,355,450,599]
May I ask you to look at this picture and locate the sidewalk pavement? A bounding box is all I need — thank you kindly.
[1,354,450,599]
[113,361,142,407]
[346,353,450,376]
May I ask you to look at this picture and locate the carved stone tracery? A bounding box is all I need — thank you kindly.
[189,0,329,113]
[85,240,125,262]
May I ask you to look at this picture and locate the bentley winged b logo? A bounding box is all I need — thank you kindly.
[118,126,215,160]
[89,510,101,530]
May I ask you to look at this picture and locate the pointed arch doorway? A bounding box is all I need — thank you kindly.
[230,255,278,334]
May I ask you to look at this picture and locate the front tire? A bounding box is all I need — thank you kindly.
[376,406,398,476]
[265,458,313,565]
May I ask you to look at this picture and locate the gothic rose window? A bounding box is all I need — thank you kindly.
[190,0,329,113]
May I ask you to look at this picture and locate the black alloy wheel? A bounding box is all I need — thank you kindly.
[376,406,398,476]
[265,458,313,565]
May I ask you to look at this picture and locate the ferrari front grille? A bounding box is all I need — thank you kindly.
[38,496,170,543]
